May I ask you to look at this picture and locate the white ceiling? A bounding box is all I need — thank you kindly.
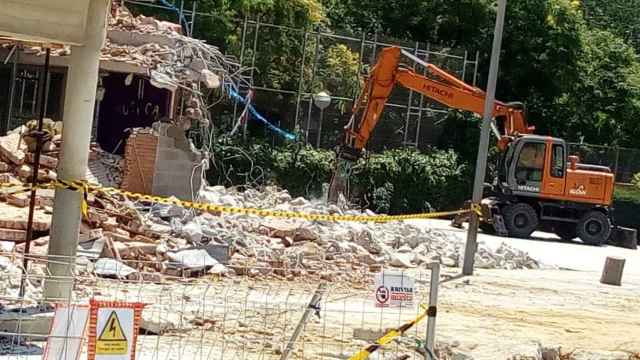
[0,0,92,46]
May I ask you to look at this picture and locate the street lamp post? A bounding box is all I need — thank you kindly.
[462,0,508,276]
[313,91,331,148]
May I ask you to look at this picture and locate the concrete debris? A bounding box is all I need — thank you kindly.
[94,258,138,279]
[0,124,539,283]
[141,304,192,335]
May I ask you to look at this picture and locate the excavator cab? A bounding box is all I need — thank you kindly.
[484,134,620,245]
[496,135,614,206]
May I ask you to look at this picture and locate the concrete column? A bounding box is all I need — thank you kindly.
[44,0,109,301]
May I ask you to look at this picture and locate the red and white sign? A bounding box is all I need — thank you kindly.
[87,299,145,360]
[374,271,415,308]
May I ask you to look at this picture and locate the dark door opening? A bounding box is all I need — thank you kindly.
[97,73,170,154]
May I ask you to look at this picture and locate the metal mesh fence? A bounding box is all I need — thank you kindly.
[0,252,440,360]
[568,143,640,184]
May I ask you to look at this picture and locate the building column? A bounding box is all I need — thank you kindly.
[44,0,109,301]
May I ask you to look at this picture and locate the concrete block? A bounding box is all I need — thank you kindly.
[0,311,54,340]
[0,133,25,165]
[156,136,175,148]
[108,29,177,48]
[0,228,26,241]
[26,153,58,169]
[184,243,230,264]
[353,328,387,342]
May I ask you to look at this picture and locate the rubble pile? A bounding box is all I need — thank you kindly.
[191,186,540,276]
[0,127,540,283]
[0,123,123,246]
[0,133,539,284]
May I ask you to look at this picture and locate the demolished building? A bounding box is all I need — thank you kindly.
[0,5,241,201]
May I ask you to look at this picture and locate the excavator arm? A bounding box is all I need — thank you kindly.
[343,46,532,154]
[329,46,534,202]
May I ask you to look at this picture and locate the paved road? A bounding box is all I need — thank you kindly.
[410,219,640,275]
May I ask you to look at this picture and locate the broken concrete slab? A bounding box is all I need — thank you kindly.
[140,304,190,335]
[107,29,177,48]
[0,228,26,242]
[0,133,25,165]
[25,153,58,169]
[77,238,106,260]
[94,258,137,279]
[0,202,51,231]
[182,243,230,264]
[166,249,222,271]
[0,310,54,340]
[352,328,387,342]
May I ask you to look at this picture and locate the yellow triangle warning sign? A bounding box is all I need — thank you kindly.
[96,311,128,355]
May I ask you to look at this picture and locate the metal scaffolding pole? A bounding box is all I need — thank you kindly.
[19,47,51,298]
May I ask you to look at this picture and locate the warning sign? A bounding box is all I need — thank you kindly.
[88,300,145,360]
[374,271,414,308]
[96,311,128,354]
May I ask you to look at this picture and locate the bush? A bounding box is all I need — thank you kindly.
[633,173,640,190]
[208,140,469,213]
[613,185,640,231]
[353,148,469,214]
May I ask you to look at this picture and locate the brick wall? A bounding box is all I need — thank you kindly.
[121,132,158,194]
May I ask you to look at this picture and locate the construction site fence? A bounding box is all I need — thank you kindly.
[568,142,640,184]
[123,0,480,153]
[0,252,442,360]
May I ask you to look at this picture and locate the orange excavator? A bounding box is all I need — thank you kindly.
[329,46,636,246]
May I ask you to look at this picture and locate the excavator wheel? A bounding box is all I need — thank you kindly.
[576,211,611,246]
[503,203,539,238]
[554,225,577,241]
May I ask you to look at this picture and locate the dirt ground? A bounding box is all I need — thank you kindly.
[435,269,640,358]
[2,268,639,360]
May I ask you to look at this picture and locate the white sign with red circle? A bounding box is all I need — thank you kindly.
[374,271,415,307]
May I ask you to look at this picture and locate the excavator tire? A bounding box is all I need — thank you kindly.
[503,203,538,238]
[554,225,577,241]
[576,211,611,246]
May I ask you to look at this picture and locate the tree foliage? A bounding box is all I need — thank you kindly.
[132,0,640,150]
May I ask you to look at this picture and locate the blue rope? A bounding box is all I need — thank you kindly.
[227,88,297,141]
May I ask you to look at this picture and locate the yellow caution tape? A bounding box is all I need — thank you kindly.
[1,179,474,223]
[349,304,429,360]
[471,203,483,216]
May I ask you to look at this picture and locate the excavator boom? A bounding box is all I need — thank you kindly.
[344,46,532,152]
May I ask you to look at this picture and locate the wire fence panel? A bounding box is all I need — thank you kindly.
[568,143,640,184]
[0,253,440,360]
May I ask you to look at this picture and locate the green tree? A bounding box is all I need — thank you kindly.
[558,29,640,146]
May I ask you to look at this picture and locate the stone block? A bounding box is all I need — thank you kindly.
[0,133,26,165]
[0,311,54,340]
[26,153,59,169]
[353,328,387,342]
[108,29,177,48]
[0,228,26,241]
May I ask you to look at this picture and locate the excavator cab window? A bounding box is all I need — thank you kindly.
[551,144,565,178]
[515,142,545,183]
